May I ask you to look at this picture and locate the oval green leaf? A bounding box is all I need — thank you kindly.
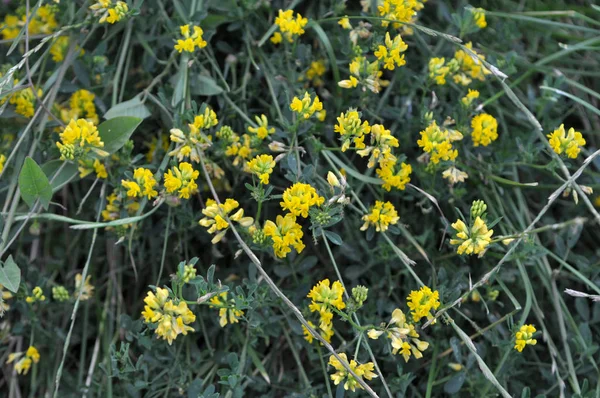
[19,157,53,210]
[97,116,142,154]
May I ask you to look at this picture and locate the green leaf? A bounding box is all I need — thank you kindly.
[192,75,224,96]
[97,116,142,154]
[324,230,343,246]
[42,160,79,192]
[0,255,21,293]
[444,372,466,394]
[19,157,53,210]
[104,95,151,120]
[247,346,271,385]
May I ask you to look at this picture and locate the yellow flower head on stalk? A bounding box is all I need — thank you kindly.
[78,159,108,179]
[0,154,6,175]
[74,273,94,300]
[190,107,219,132]
[121,168,158,199]
[164,162,200,199]
[378,0,424,28]
[547,124,586,159]
[280,182,325,218]
[334,109,371,152]
[274,9,308,43]
[428,57,450,85]
[50,37,84,63]
[62,89,99,125]
[263,213,305,258]
[356,123,399,168]
[174,24,208,53]
[199,198,254,244]
[56,118,108,161]
[1,14,21,40]
[28,5,58,34]
[247,154,276,184]
[471,113,498,147]
[209,291,244,327]
[376,161,412,191]
[472,8,487,29]
[514,324,537,352]
[247,114,275,140]
[368,308,430,362]
[270,32,282,44]
[302,320,335,344]
[360,200,400,232]
[328,353,377,392]
[25,286,46,304]
[338,56,390,93]
[417,120,458,164]
[290,92,323,119]
[302,60,327,87]
[338,16,352,30]
[141,287,196,345]
[224,133,255,167]
[461,89,479,107]
[90,0,129,24]
[1,283,13,314]
[453,42,490,84]
[406,286,440,323]
[6,346,40,375]
[374,32,408,70]
[9,87,43,118]
[450,216,493,255]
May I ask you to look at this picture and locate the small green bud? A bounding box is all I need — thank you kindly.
[352,285,368,306]
[182,264,197,283]
[470,199,487,220]
[52,286,70,302]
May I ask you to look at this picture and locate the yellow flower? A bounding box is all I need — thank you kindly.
[471,113,498,147]
[174,24,207,53]
[1,283,13,314]
[199,198,254,244]
[453,42,490,84]
[247,114,275,140]
[406,286,440,323]
[472,8,487,29]
[121,168,158,199]
[1,14,21,40]
[50,37,84,63]
[328,353,377,392]
[247,154,276,184]
[280,182,325,218]
[56,118,108,161]
[461,89,480,107]
[338,16,352,30]
[307,279,345,334]
[514,324,537,352]
[360,201,399,232]
[62,89,99,125]
[376,161,412,191]
[6,346,40,375]
[263,214,305,258]
[25,286,46,304]
[78,159,108,179]
[334,109,371,152]
[0,154,6,175]
[374,32,408,70]
[340,56,389,93]
[357,123,399,168]
[368,308,430,362]
[101,192,139,229]
[90,0,128,24]
[417,120,459,164]
[428,57,450,85]
[274,9,308,43]
[338,75,359,89]
[450,216,493,256]
[74,273,95,301]
[270,31,282,44]
[442,166,469,185]
[378,0,424,28]
[8,86,43,118]
[290,92,323,119]
[141,287,196,345]
[209,292,244,327]
[164,162,200,199]
[303,60,327,87]
[547,124,585,159]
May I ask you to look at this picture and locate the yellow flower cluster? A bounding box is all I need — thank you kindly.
[164,162,200,199]
[60,89,99,125]
[547,124,585,159]
[247,154,276,184]
[514,324,537,352]
[360,200,399,232]
[377,162,412,191]
[378,0,426,29]
[121,168,158,199]
[6,346,40,375]
[75,273,95,301]
[7,87,42,118]
[199,198,254,244]
[247,114,275,139]
[428,57,451,85]
[78,159,108,179]
[338,56,390,93]
[329,353,377,392]
[442,166,469,185]
[141,287,196,345]
[25,286,46,304]
[302,60,327,87]
[174,24,208,53]
[406,286,440,322]
[56,118,108,161]
[290,92,323,119]
[169,107,218,163]
[90,0,129,24]
[417,120,460,164]
[307,279,345,343]
[472,8,487,29]
[335,109,371,151]
[1,5,57,40]
[461,89,480,107]
[428,43,490,86]
[368,308,430,362]
[263,214,305,258]
[272,9,308,43]
[280,182,325,218]
[357,124,398,168]
[209,292,244,327]
[471,113,498,147]
[101,191,140,230]
[338,16,352,30]
[450,217,493,255]
[374,32,408,70]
